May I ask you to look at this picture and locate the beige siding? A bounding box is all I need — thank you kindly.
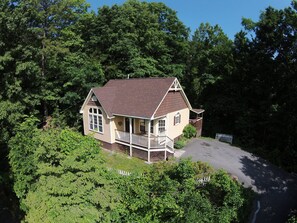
[155,108,189,140]
[114,116,124,132]
[82,105,112,143]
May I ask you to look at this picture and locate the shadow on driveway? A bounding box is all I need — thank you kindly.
[240,155,297,222]
[180,138,297,223]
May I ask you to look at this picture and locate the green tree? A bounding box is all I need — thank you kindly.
[9,119,123,222]
[225,2,297,171]
[0,0,29,145]
[0,0,104,127]
[80,0,189,80]
[118,159,247,222]
[185,23,234,108]
[8,117,40,210]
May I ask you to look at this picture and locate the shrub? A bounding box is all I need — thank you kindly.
[174,137,187,149]
[288,211,297,223]
[183,124,197,139]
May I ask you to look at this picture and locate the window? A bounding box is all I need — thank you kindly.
[89,107,103,133]
[140,119,145,134]
[150,120,154,134]
[91,94,97,101]
[174,112,181,125]
[158,119,165,134]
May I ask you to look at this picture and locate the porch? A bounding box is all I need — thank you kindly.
[115,130,174,150]
[190,109,204,137]
[115,130,174,162]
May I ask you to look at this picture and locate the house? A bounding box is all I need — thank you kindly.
[80,77,204,162]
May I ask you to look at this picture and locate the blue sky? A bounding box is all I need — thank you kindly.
[86,0,292,39]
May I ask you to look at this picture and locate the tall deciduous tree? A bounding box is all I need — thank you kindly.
[0,0,28,146]
[200,2,297,171]
[9,119,123,222]
[186,23,233,107]
[80,0,189,80]
[234,3,297,170]
[118,159,248,222]
[7,0,104,126]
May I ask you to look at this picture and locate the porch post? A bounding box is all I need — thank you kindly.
[147,119,151,163]
[129,117,132,157]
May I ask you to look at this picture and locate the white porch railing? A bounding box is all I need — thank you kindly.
[115,130,174,152]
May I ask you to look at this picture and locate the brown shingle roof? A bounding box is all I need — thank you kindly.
[92,77,176,119]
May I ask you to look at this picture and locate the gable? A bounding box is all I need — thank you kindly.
[154,91,188,118]
[87,93,101,107]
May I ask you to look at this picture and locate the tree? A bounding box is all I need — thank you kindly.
[8,117,41,210]
[80,0,189,80]
[1,0,104,127]
[9,119,124,222]
[184,23,235,137]
[228,2,297,170]
[118,159,248,222]
[186,23,233,106]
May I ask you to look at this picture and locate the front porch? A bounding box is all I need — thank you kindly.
[115,130,174,150]
[114,130,174,163]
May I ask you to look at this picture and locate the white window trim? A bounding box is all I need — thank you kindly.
[88,107,104,134]
[158,119,166,135]
[174,112,181,126]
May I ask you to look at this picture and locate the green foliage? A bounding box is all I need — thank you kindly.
[118,158,249,222]
[183,124,197,139]
[80,0,189,80]
[174,125,196,149]
[1,0,104,129]
[185,22,233,107]
[2,0,297,221]
[288,214,297,223]
[185,3,297,172]
[8,116,40,210]
[9,121,251,222]
[174,137,187,149]
[9,119,124,222]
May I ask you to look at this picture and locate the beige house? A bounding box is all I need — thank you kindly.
[80,77,204,162]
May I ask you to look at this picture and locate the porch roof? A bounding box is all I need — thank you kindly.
[191,109,205,115]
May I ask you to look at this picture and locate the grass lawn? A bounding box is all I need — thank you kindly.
[100,149,150,174]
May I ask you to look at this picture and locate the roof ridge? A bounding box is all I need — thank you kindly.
[109,77,175,81]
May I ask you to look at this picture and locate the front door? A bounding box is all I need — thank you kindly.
[125,118,134,133]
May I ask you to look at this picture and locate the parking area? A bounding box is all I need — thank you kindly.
[177,138,297,223]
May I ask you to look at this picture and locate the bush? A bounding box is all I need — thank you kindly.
[288,211,297,223]
[119,159,250,223]
[174,137,187,149]
[183,124,197,139]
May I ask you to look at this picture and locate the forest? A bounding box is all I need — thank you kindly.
[0,0,296,222]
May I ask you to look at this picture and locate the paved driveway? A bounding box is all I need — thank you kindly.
[177,138,297,223]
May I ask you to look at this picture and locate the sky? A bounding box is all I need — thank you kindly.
[86,0,292,39]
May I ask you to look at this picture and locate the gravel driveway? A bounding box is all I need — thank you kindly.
[177,138,297,223]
